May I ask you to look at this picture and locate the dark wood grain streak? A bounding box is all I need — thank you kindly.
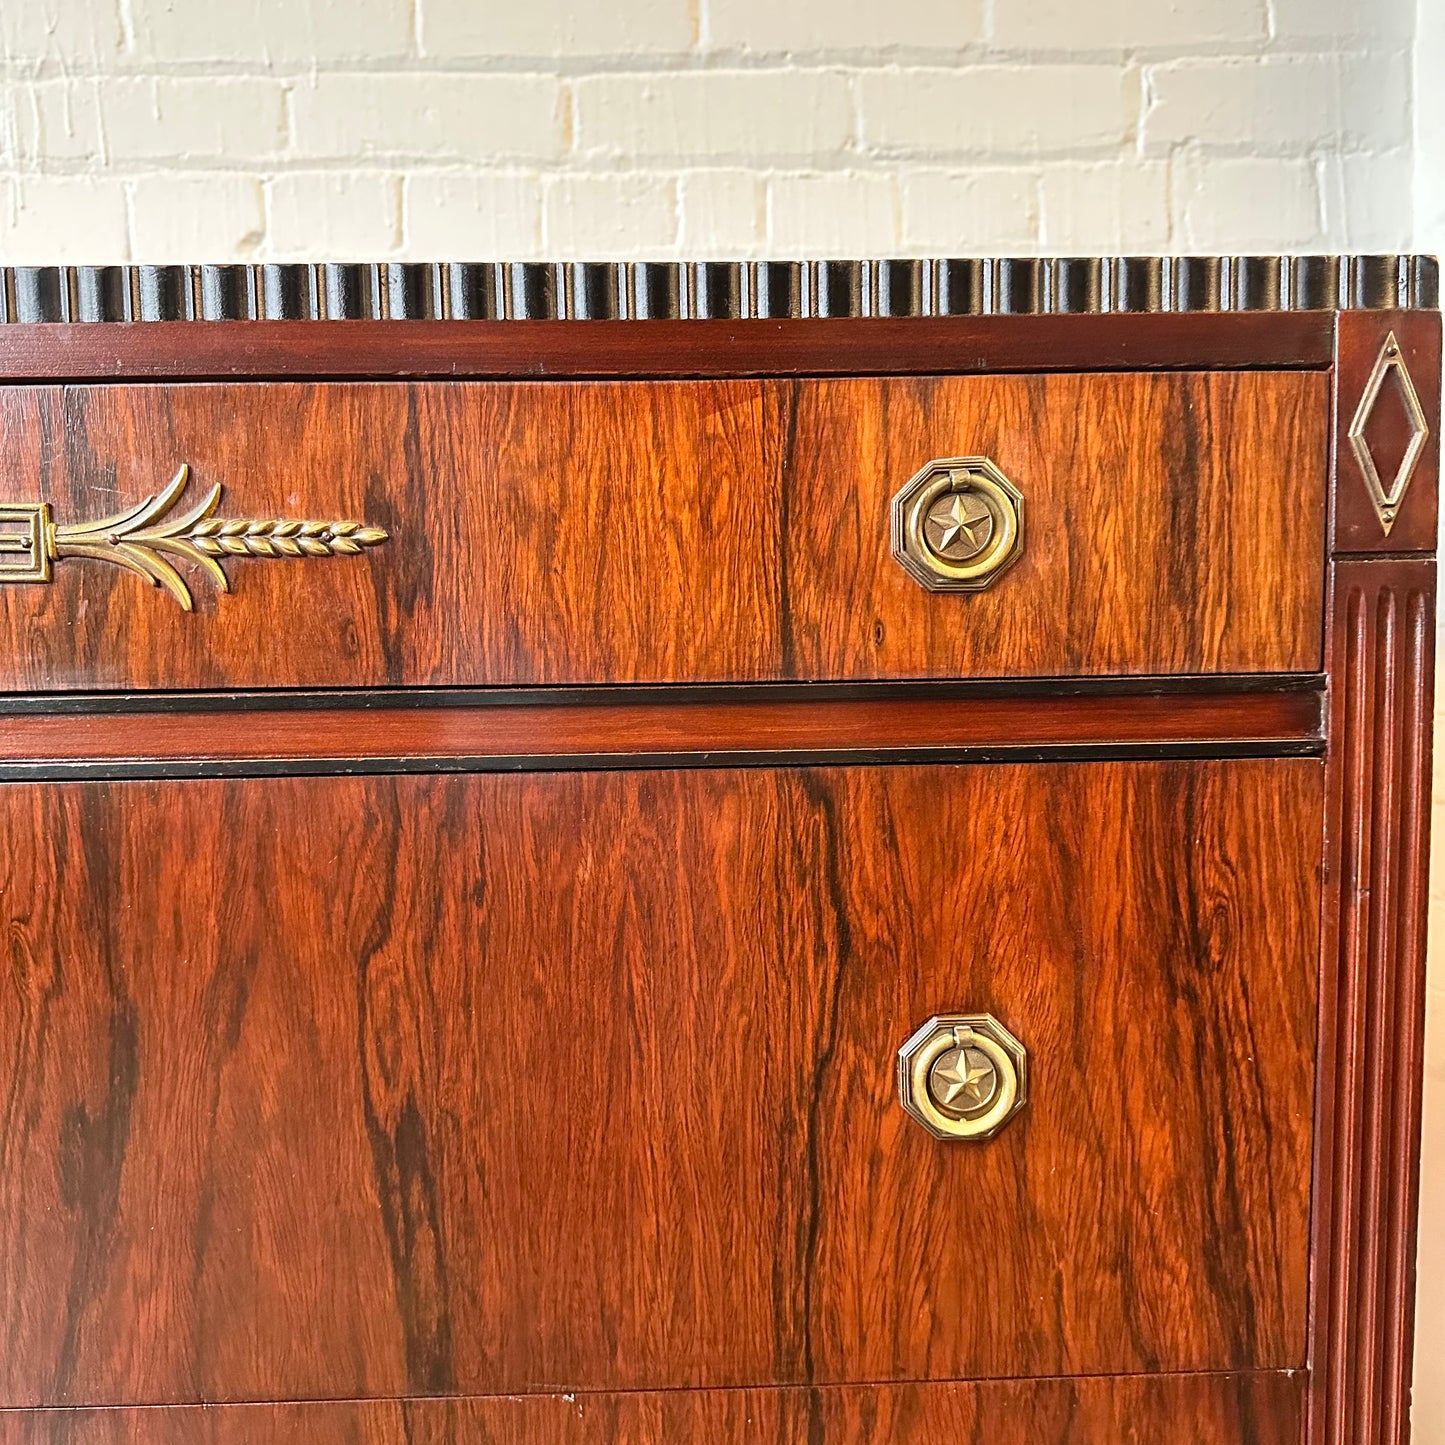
[0,763,1317,1406]
[0,690,1323,766]
[0,1373,1306,1445]
[1332,310,1441,554]
[0,313,1335,381]
[0,371,1328,691]
[1310,558,1435,1445]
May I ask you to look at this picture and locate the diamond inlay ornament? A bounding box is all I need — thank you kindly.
[1348,331,1431,536]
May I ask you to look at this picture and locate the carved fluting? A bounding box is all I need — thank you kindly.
[0,255,1437,323]
[1314,559,1436,1445]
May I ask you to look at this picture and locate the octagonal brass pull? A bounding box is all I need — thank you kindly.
[890,457,1023,592]
[898,1013,1028,1141]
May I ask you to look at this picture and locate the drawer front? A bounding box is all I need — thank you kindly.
[0,371,1325,691]
[0,1376,1306,1445]
[0,760,1317,1405]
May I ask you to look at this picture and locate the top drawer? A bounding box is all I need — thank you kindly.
[0,371,1326,691]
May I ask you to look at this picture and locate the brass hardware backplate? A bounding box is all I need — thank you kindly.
[0,464,388,611]
[1348,330,1431,536]
[898,1012,1028,1141]
[0,503,53,583]
[890,457,1023,591]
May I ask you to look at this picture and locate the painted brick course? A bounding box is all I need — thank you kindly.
[289,74,568,162]
[1144,54,1410,154]
[420,0,695,58]
[573,70,855,162]
[857,65,1139,157]
[701,0,985,53]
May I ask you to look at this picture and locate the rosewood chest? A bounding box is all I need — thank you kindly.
[0,255,1437,1445]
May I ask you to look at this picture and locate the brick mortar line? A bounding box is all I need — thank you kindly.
[0,149,1402,179]
[0,43,1411,83]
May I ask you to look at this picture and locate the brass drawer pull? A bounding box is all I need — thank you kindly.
[0,464,388,612]
[898,1013,1028,1141]
[890,456,1023,591]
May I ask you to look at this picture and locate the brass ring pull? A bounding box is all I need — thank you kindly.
[897,1013,1028,1141]
[890,456,1023,592]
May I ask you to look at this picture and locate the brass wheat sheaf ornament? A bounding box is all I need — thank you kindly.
[0,464,389,611]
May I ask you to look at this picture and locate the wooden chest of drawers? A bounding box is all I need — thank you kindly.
[0,255,1438,1445]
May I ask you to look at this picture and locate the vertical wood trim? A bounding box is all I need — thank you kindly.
[1313,556,1436,1445]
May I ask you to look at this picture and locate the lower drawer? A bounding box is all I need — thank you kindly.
[0,1375,1306,1445]
[0,761,1318,1405]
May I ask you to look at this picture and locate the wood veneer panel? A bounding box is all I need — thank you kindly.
[0,689,1322,769]
[1310,558,1435,1445]
[0,1373,1306,1445]
[0,762,1317,1405]
[0,312,1335,380]
[0,371,1326,690]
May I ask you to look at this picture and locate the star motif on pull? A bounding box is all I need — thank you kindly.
[931,1046,996,1112]
[923,490,994,561]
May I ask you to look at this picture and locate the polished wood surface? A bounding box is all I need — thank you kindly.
[0,370,1327,691]
[1311,557,1436,1445]
[0,688,1323,771]
[1332,310,1441,554]
[0,1374,1305,1445]
[0,312,1334,381]
[0,761,1317,1405]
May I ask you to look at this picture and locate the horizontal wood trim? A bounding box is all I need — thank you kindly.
[0,1374,1307,1444]
[0,313,1334,382]
[0,690,1324,769]
[0,672,1330,714]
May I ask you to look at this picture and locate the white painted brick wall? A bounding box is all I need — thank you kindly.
[0,0,1440,1436]
[0,0,1423,261]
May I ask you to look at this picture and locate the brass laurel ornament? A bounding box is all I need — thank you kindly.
[0,464,388,611]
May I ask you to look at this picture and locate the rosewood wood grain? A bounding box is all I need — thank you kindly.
[0,689,1323,770]
[1310,557,1435,1445]
[0,313,1335,381]
[1332,310,1441,554]
[0,371,1327,691]
[0,1373,1305,1445]
[0,762,1317,1405]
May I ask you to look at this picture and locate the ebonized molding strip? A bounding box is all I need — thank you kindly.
[0,673,1327,716]
[0,255,1436,324]
[0,741,1325,783]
